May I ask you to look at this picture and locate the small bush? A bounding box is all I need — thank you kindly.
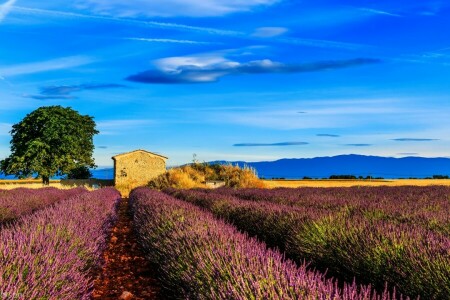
[149,163,265,189]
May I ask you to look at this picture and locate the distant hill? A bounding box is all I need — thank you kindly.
[2,155,450,180]
[211,155,450,179]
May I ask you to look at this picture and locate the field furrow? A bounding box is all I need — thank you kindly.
[0,187,120,299]
[131,187,396,300]
[167,187,449,299]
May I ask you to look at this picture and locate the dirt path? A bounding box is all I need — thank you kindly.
[92,198,163,300]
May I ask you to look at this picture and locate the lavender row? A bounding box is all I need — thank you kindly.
[208,186,450,235]
[130,187,397,300]
[168,188,449,299]
[0,187,88,224]
[0,187,120,299]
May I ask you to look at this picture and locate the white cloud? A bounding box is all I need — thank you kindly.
[0,56,95,78]
[74,0,279,17]
[252,27,288,38]
[126,38,213,45]
[359,7,402,17]
[154,54,231,72]
[128,52,379,84]
[0,0,16,22]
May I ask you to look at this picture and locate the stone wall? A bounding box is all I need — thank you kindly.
[113,150,167,197]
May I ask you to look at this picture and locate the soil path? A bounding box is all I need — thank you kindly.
[92,198,163,300]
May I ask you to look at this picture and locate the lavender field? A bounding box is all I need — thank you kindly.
[0,187,120,299]
[164,186,450,300]
[1,185,448,299]
[0,187,88,224]
[131,187,398,300]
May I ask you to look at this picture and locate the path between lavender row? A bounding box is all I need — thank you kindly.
[92,198,165,300]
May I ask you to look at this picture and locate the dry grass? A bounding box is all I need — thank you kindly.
[263,179,450,188]
[149,164,265,190]
[0,179,112,191]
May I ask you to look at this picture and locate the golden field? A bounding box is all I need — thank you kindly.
[0,179,112,190]
[263,179,450,188]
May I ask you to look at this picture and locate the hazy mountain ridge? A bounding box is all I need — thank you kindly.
[1,155,449,180]
[211,154,450,179]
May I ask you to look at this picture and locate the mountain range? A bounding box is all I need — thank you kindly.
[1,155,449,180]
[211,154,450,179]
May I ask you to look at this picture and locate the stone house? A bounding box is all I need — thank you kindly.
[112,149,168,196]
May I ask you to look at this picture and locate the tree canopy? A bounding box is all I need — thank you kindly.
[1,106,98,184]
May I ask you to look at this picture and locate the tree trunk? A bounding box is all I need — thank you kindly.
[42,175,50,185]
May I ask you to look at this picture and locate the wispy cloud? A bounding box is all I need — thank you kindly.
[126,37,213,45]
[0,0,16,22]
[0,55,95,78]
[97,146,108,149]
[344,144,372,147]
[397,152,419,156]
[278,37,368,50]
[41,83,126,95]
[11,6,370,52]
[359,7,402,17]
[23,94,76,100]
[75,0,279,17]
[317,134,340,137]
[233,142,309,147]
[252,27,288,38]
[391,138,439,142]
[198,98,404,130]
[127,53,380,84]
[24,83,126,100]
[13,6,242,36]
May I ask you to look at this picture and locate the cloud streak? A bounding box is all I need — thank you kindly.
[359,8,402,17]
[127,57,381,84]
[391,138,439,142]
[344,144,372,147]
[11,6,370,52]
[0,55,95,78]
[252,27,288,38]
[0,0,16,22]
[23,94,76,100]
[278,37,368,50]
[317,133,340,137]
[126,37,213,45]
[13,6,242,36]
[24,83,127,100]
[233,142,309,147]
[75,0,279,17]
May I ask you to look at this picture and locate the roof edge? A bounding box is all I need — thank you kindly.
[112,149,168,160]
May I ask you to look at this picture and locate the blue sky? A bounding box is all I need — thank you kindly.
[1,0,449,167]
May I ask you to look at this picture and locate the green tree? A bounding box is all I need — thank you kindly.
[0,106,98,185]
[66,165,92,179]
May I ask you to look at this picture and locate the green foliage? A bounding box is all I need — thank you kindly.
[66,166,92,180]
[0,106,98,184]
